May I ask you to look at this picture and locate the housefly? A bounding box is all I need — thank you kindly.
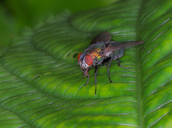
[77,32,144,94]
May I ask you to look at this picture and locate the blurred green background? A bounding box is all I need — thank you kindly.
[0,0,115,47]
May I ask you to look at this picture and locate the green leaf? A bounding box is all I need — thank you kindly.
[0,0,172,127]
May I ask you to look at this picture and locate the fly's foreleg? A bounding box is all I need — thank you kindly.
[84,75,90,86]
[94,65,98,94]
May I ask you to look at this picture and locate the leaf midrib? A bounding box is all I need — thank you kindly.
[136,48,143,128]
[136,1,144,127]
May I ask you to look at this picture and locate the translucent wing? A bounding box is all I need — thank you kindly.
[104,41,144,57]
[90,31,112,45]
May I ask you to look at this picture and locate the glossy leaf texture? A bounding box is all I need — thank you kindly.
[0,0,172,127]
[139,0,172,127]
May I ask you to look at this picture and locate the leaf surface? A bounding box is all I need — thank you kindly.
[0,0,172,127]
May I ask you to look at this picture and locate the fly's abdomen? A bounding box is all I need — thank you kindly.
[110,49,124,60]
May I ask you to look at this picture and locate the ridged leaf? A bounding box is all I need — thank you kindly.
[0,0,172,127]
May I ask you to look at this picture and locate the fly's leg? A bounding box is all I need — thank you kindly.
[84,75,90,86]
[95,65,98,94]
[107,57,113,83]
[117,57,132,69]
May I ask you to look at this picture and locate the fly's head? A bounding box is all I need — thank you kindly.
[77,42,105,77]
[77,52,93,77]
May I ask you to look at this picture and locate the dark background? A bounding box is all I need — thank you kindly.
[0,0,115,46]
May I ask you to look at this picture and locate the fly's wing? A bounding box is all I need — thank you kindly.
[107,41,144,51]
[103,41,144,57]
[90,32,112,45]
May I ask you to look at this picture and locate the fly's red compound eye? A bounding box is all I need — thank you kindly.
[84,55,93,66]
[77,53,82,61]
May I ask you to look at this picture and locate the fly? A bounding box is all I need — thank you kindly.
[77,32,144,94]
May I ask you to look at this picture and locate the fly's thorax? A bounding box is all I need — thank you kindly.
[85,42,105,64]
